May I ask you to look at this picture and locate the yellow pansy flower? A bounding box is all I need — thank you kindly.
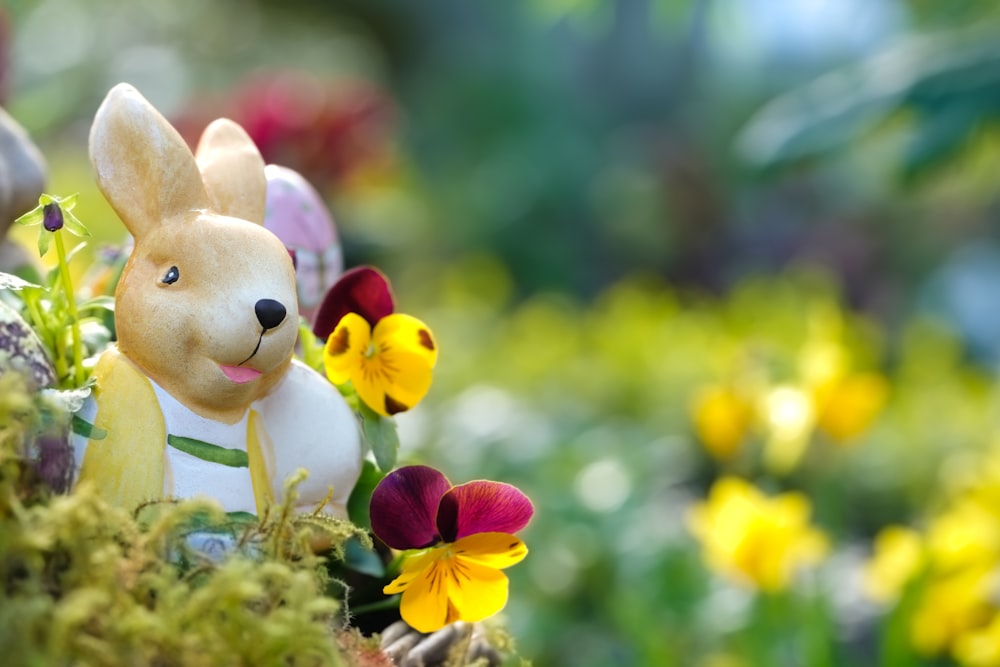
[691,384,754,460]
[316,266,437,416]
[324,312,437,417]
[862,525,924,603]
[955,614,1000,667]
[688,476,828,592]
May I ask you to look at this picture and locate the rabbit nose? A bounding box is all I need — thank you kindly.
[255,299,287,331]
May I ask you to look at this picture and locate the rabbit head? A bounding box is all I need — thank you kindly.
[90,84,299,424]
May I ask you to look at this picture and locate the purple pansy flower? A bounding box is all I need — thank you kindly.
[312,265,394,339]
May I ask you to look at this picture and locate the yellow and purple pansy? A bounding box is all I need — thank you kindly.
[315,266,437,417]
[370,465,534,633]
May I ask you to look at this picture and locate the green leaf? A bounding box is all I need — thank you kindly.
[347,460,385,530]
[359,402,399,472]
[736,27,1000,168]
[63,241,88,264]
[166,435,250,468]
[0,271,42,291]
[343,536,385,578]
[901,101,980,180]
[58,193,79,210]
[296,320,325,372]
[79,295,116,314]
[62,209,91,237]
[14,206,43,227]
[36,229,50,258]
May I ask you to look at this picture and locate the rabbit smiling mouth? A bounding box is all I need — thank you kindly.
[220,364,262,384]
[219,330,267,384]
[219,298,289,384]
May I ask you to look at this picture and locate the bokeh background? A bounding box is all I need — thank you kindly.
[7,1,1000,665]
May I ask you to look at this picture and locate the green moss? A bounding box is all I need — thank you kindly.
[0,375,356,667]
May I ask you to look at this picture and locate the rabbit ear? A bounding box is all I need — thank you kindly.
[89,83,209,240]
[195,119,266,224]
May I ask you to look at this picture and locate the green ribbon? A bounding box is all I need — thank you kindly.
[73,417,250,468]
[71,414,107,439]
[166,435,250,468]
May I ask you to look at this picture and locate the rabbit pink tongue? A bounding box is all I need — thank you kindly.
[220,365,262,384]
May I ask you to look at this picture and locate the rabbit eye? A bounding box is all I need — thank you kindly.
[162,266,180,285]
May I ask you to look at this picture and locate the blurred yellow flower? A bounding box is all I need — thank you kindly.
[691,385,754,460]
[927,499,1000,573]
[813,372,888,443]
[903,497,1000,660]
[687,476,828,592]
[863,525,924,603]
[910,567,995,657]
[760,385,816,474]
[955,614,1000,667]
[324,312,437,417]
[874,492,1000,661]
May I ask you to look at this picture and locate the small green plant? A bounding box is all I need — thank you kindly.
[12,193,113,389]
[0,374,353,666]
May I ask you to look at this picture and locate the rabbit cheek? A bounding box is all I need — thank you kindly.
[208,303,295,374]
[115,273,205,398]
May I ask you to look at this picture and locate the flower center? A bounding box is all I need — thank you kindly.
[364,341,378,359]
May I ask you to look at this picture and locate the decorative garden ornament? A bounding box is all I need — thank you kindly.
[263,164,343,322]
[72,83,362,518]
[0,106,46,273]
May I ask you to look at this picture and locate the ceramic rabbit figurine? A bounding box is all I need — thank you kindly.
[73,83,362,518]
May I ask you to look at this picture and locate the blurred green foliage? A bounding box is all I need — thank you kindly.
[399,261,1000,665]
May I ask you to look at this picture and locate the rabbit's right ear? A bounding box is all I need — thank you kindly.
[89,83,209,240]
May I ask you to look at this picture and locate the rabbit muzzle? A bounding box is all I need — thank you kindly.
[218,298,290,385]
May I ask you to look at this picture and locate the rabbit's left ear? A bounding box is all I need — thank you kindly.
[195,119,266,224]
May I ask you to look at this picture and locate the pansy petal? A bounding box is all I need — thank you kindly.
[353,371,398,418]
[370,465,451,550]
[384,548,441,594]
[348,317,436,416]
[322,312,370,385]
[313,265,395,338]
[366,314,438,414]
[437,480,534,542]
[452,532,528,569]
[368,349,434,415]
[349,358,417,418]
[398,559,452,633]
[446,559,510,625]
[373,313,438,368]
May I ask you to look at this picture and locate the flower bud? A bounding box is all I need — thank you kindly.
[42,202,63,232]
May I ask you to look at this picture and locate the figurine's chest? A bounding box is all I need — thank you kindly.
[150,380,257,514]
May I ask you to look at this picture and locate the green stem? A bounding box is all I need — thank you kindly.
[53,230,85,387]
[349,595,400,616]
[23,292,65,378]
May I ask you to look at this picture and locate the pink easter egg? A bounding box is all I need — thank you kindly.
[263,164,343,320]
